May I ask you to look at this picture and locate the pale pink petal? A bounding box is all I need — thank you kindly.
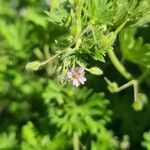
[78,76,86,84]
[71,68,77,72]
[73,79,80,87]
[78,67,84,74]
[67,72,72,79]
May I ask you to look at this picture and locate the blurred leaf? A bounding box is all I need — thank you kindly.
[26,7,47,27]
[119,27,150,68]
[0,132,17,149]
[22,122,38,146]
[91,127,119,150]
[48,85,111,136]
[42,80,64,104]
[142,131,150,150]
[86,0,115,25]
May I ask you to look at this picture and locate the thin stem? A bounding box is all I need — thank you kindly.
[40,37,80,68]
[40,23,90,67]
[40,52,61,66]
[91,27,98,44]
[111,79,138,102]
[107,49,132,80]
[117,80,138,102]
[73,131,80,150]
[80,24,91,37]
[106,19,132,80]
[117,80,133,92]
[44,45,52,75]
[74,0,83,41]
[74,24,91,45]
[133,80,138,102]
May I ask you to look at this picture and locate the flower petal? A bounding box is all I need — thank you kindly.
[78,67,84,74]
[78,76,86,84]
[67,72,72,78]
[73,79,80,87]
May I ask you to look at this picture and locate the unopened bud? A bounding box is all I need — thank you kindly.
[89,67,103,75]
[132,93,147,111]
[107,82,118,93]
[25,61,41,71]
[104,77,118,93]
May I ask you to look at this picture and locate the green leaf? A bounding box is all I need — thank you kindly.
[142,131,150,150]
[86,0,115,25]
[45,11,64,24]
[92,47,105,62]
[42,80,64,104]
[22,122,38,146]
[0,132,17,149]
[119,27,150,68]
[26,8,47,27]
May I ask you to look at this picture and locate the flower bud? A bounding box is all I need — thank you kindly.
[132,93,147,111]
[25,61,41,71]
[89,67,103,75]
[104,77,118,93]
[107,82,118,93]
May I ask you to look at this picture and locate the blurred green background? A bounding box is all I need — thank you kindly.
[0,0,150,150]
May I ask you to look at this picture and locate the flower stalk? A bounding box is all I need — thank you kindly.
[107,48,132,80]
[73,131,80,150]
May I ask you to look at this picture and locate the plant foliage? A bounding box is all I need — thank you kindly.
[0,0,150,149]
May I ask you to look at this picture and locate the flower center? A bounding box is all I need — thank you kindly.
[72,73,78,79]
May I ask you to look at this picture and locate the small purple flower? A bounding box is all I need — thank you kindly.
[67,67,86,87]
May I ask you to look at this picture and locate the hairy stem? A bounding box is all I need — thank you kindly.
[40,52,60,66]
[117,80,138,102]
[73,131,80,150]
[44,45,52,75]
[107,49,132,80]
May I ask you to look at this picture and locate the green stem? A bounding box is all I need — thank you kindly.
[44,45,52,75]
[40,52,61,66]
[105,78,139,102]
[74,24,91,45]
[117,80,133,92]
[105,19,132,80]
[107,49,132,80]
[40,42,75,67]
[74,0,83,41]
[73,131,80,150]
[117,80,138,102]
[76,0,83,21]
[92,27,98,44]
[133,80,138,102]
